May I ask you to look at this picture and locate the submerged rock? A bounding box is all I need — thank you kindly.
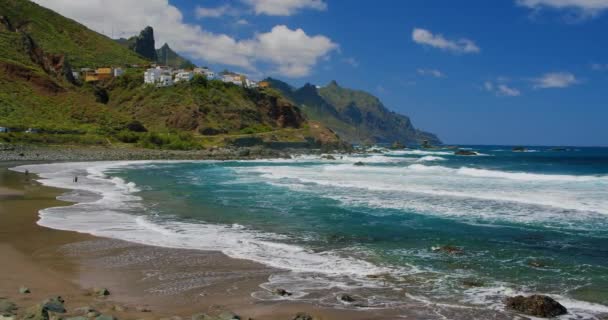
[338,294,355,303]
[505,295,567,318]
[432,245,464,255]
[274,288,292,296]
[454,150,477,156]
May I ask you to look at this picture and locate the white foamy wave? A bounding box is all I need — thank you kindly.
[417,156,446,162]
[387,150,453,156]
[11,161,392,279]
[239,162,608,218]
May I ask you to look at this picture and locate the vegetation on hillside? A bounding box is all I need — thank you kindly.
[0,0,147,68]
[267,78,441,146]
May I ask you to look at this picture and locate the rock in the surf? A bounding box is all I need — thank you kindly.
[432,245,464,255]
[274,288,292,296]
[505,295,567,317]
[454,150,477,156]
[338,294,356,302]
[321,155,336,160]
[354,161,365,166]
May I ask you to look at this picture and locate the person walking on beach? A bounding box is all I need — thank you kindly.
[74,176,78,183]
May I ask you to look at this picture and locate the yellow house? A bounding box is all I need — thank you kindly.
[84,71,99,82]
[96,68,113,80]
[258,81,271,88]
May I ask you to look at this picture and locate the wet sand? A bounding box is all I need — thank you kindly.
[0,163,401,320]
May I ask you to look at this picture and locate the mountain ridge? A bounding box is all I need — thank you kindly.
[266,78,441,146]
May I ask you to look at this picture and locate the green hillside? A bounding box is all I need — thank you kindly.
[0,0,344,150]
[0,0,147,68]
[267,78,441,146]
[156,43,196,69]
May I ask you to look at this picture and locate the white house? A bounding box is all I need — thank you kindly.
[144,68,162,84]
[158,74,173,87]
[71,71,80,80]
[245,78,258,88]
[0,127,8,133]
[113,68,124,77]
[194,67,216,80]
[222,73,244,86]
[174,71,194,83]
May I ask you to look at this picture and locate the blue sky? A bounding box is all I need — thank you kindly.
[35,0,608,146]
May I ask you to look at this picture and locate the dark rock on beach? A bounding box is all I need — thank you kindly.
[505,295,567,318]
[292,313,314,320]
[354,161,365,166]
[19,286,30,294]
[0,299,17,316]
[93,288,110,297]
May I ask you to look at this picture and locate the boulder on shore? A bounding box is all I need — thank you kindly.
[505,295,567,318]
[19,286,31,294]
[93,288,110,297]
[292,313,314,320]
[0,299,17,316]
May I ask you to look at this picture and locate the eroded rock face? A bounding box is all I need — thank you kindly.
[129,26,157,61]
[262,96,304,129]
[505,295,568,318]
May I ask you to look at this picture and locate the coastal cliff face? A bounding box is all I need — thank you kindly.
[128,26,157,61]
[267,78,441,146]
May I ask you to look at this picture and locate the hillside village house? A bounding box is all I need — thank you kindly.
[174,71,194,83]
[193,67,216,80]
[0,127,8,133]
[79,67,124,82]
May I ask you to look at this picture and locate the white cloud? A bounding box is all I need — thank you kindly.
[31,0,337,77]
[195,5,239,18]
[412,28,480,54]
[417,68,445,78]
[242,0,327,16]
[532,72,579,88]
[591,63,608,71]
[342,57,359,67]
[517,0,608,16]
[484,81,521,96]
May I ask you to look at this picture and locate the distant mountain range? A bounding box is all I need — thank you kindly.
[115,26,195,69]
[266,78,441,145]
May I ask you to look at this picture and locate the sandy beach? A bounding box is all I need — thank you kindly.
[0,162,400,320]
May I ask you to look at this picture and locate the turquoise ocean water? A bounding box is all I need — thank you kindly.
[15,146,608,319]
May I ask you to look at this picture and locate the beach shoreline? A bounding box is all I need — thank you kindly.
[0,161,397,320]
